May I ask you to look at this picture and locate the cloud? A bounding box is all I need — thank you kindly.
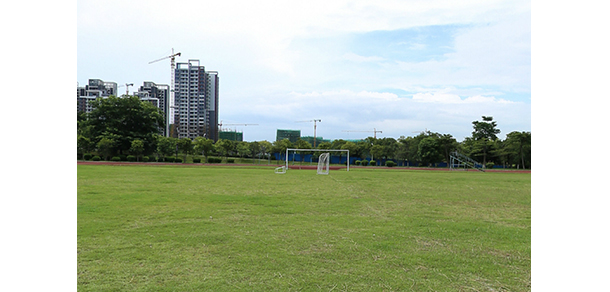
[412,92,513,104]
[77,0,531,142]
[225,89,528,141]
[342,52,386,63]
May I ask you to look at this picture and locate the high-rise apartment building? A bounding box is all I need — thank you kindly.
[174,60,219,141]
[77,79,118,113]
[134,81,170,136]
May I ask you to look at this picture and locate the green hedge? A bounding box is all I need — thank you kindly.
[193,158,201,163]
[142,156,149,162]
[111,156,121,162]
[208,157,222,163]
[361,160,369,166]
[174,158,183,163]
[127,155,136,162]
[84,154,93,160]
[370,160,376,166]
[385,161,396,167]
[92,156,101,161]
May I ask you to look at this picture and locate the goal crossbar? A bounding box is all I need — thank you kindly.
[285,148,349,171]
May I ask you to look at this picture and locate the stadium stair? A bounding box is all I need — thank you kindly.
[449,151,485,172]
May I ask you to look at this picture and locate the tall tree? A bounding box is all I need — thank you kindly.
[193,137,214,160]
[272,139,293,161]
[248,141,261,160]
[470,116,501,165]
[236,142,251,158]
[215,139,235,161]
[379,137,397,161]
[84,95,165,157]
[156,136,176,160]
[370,145,383,165]
[77,135,93,159]
[437,134,458,166]
[96,135,117,161]
[504,131,531,169]
[340,141,358,164]
[294,139,313,163]
[130,139,145,161]
[417,137,443,166]
[176,138,193,161]
[258,140,273,161]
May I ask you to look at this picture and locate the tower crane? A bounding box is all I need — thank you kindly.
[296,119,322,147]
[342,128,383,139]
[117,83,134,96]
[149,48,181,137]
[218,120,259,131]
[412,128,429,135]
[125,83,134,96]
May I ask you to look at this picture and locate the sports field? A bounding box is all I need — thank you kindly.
[78,164,530,291]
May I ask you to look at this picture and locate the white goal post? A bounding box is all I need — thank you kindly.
[285,148,350,172]
[318,153,330,175]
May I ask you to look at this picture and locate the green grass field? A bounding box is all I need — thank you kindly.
[78,164,530,291]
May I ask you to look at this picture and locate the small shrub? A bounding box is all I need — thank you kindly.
[355,160,361,165]
[92,156,101,161]
[385,161,396,167]
[127,155,136,162]
[486,162,495,169]
[361,160,369,166]
[142,156,149,162]
[174,158,183,163]
[227,159,235,163]
[208,157,221,163]
[111,156,121,162]
[370,160,376,166]
[84,154,93,160]
[119,155,128,161]
[193,158,201,163]
[166,157,175,163]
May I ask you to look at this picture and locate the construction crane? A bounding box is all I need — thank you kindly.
[296,119,322,147]
[116,83,134,96]
[218,121,258,131]
[125,83,134,96]
[149,48,181,138]
[412,128,429,135]
[342,128,383,139]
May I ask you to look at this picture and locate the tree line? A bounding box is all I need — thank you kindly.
[78,96,531,168]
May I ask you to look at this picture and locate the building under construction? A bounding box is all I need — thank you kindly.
[219,130,243,141]
[276,129,300,143]
[301,136,330,146]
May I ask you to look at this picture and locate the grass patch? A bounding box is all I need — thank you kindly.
[78,165,530,291]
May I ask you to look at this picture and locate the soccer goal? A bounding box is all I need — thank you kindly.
[317,153,330,175]
[285,148,350,172]
[274,166,286,174]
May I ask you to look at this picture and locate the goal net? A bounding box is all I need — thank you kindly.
[317,153,330,175]
[284,148,350,173]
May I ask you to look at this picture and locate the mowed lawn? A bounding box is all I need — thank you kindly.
[78,164,530,291]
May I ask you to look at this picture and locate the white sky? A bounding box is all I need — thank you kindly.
[77,0,531,142]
